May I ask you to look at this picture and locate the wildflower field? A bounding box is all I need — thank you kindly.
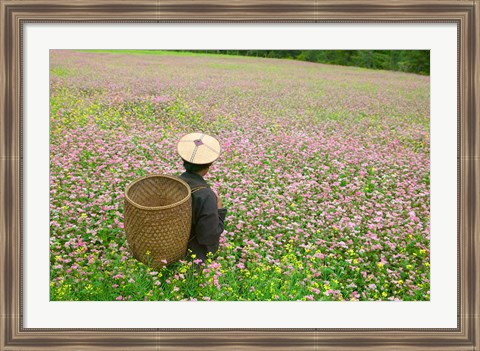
[50,50,430,301]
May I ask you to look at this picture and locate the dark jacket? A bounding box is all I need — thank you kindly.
[180,171,227,262]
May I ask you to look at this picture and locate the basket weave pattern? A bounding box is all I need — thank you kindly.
[124,175,192,268]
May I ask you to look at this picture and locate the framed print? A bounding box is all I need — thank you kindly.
[1,1,479,350]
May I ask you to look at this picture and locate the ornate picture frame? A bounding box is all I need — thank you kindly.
[1,1,478,350]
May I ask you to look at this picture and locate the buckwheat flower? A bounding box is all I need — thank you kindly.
[213,275,220,290]
[350,291,360,299]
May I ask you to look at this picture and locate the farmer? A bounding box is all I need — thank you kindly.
[177,133,227,263]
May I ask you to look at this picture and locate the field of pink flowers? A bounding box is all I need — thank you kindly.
[49,50,430,301]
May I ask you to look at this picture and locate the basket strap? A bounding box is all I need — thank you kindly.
[191,185,207,194]
[188,185,207,243]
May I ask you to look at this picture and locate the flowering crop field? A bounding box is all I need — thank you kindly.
[50,50,430,301]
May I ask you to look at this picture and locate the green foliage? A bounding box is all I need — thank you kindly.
[186,50,430,75]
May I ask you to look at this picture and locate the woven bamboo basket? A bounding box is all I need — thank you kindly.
[124,174,192,268]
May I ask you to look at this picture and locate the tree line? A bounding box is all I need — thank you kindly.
[182,50,430,75]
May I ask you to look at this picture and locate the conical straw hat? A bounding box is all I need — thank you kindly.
[177,133,221,165]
